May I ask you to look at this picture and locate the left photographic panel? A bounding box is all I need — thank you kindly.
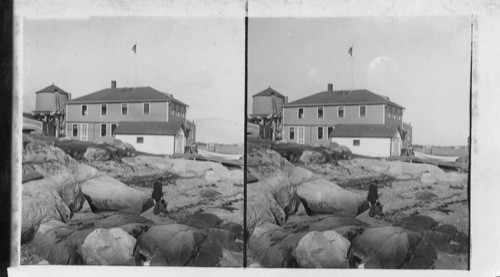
[19,17,244,266]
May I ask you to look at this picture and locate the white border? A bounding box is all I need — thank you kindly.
[11,0,500,277]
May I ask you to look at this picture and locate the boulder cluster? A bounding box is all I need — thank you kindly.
[22,135,243,266]
[246,144,469,268]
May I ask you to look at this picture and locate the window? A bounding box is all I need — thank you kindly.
[317,126,324,140]
[122,103,128,115]
[327,126,334,138]
[101,104,107,115]
[317,107,324,118]
[101,124,107,137]
[338,106,345,118]
[177,106,180,116]
[360,105,367,117]
[171,104,175,116]
[72,124,78,137]
[137,137,144,143]
[298,108,304,119]
[289,127,295,140]
[353,139,360,146]
[111,124,117,136]
[143,103,150,114]
[81,105,88,116]
[81,124,88,141]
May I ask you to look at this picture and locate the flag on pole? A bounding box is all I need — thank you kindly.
[132,44,137,53]
[348,46,353,57]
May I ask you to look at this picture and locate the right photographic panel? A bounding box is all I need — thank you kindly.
[246,17,471,269]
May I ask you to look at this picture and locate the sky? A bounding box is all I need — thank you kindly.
[248,17,472,146]
[23,17,244,124]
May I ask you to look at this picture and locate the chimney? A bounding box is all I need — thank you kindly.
[111,80,117,89]
[327,83,333,91]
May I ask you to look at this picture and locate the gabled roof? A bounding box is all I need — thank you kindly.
[35,84,70,96]
[285,89,404,109]
[69,86,187,106]
[114,121,184,136]
[253,87,285,98]
[330,124,401,138]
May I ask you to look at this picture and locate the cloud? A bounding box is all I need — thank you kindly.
[369,56,397,72]
[366,56,401,95]
[308,68,320,83]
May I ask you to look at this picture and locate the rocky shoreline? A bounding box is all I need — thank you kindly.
[20,134,468,268]
[21,135,243,266]
[246,140,469,269]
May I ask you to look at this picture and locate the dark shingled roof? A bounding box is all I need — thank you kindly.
[253,87,285,98]
[69,86,187,106]
[285,89,404,109]
[35,84,70,96]
[330,124,401,138]
[114,121,184,136]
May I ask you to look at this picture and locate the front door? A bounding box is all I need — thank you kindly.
[297,126,305,144]
[80,123,88,141]
[175,131,185,154]
[392,136,400,156]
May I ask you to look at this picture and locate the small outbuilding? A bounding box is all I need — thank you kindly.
[113,121,186,155]
[330,124,402,157]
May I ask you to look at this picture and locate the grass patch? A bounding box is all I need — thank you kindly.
[54,140,131,161]
[337,174,396,190]
[25,134,135,161]
[247,137,351,164]
[118,172,181,188]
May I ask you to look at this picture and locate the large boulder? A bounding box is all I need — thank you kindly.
[351,226,421,269]
[89,213,154,237]
[81,175,148,214]
[297,178,362,217]
[32,220,91,265]
[82,228,136,265]
[83,147,110,161]
[246,191,286,234]
[192,238,223,267]
[22,164,43,183]
[177,213,224,230]
[284,214,367,238]
[248,223,298,268]
[134,224,208,266]
[22,138,99,242]
[220,222,243,239]
[22,190,75,243]
[246,147,317,234]
[32,213,154,265]
[295,230,350,268]
[394,215,438,231]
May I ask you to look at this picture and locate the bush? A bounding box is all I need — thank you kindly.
[54,140,132,161]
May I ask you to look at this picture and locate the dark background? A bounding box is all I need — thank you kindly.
[0,0,13,275]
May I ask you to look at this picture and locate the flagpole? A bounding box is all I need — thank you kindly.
[351,45,354,90]
[135,42,137,87]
